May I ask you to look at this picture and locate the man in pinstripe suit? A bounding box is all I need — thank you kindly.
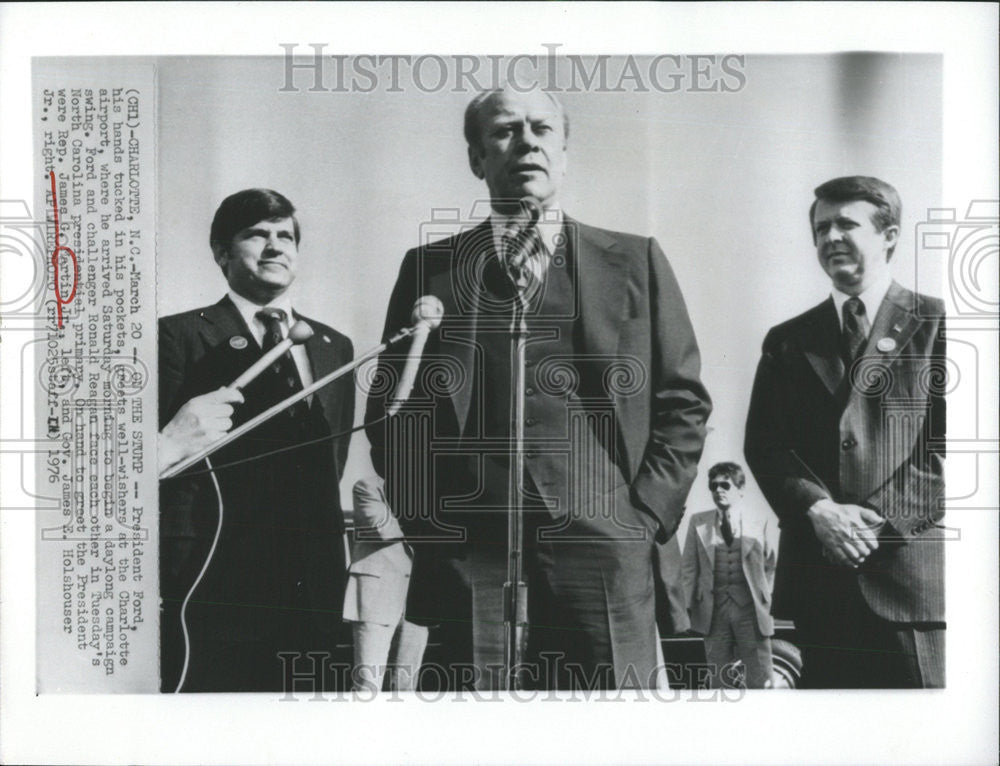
[745,176,945,688]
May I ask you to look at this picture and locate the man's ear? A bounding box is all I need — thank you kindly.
[468,145,485,180]
[882,225,900,260]
[211,242,229,275]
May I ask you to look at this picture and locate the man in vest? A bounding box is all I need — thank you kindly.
[366,86,711,689]
[681,462,777,688]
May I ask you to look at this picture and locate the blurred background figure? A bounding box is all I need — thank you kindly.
[345,477,428,692]
[681,462,777,688]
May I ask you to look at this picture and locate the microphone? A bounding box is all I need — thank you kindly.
[229,320,314,390]
[499,197,542,251]
[387,296,444,416]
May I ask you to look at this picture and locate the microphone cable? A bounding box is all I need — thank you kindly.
[173,455,224,693]
[162,415,388,480]
[168,416,389,690]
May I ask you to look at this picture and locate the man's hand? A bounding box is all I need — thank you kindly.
[159,387,244,469]
[807,498,884,569]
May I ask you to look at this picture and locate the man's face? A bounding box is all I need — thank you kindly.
[812,199,897,295]
[214,217,298,304]
[709,476,742,512]
[469,89,568,212]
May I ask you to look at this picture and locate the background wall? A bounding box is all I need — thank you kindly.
[156,53,942,517]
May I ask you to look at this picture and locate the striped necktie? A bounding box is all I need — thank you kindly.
[842,297,870,365]
[503,225,544,292]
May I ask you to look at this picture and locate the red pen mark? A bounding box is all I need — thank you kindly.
[49,170,79,328]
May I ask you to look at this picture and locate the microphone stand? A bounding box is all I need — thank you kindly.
[159,323,421,480]
[503,288,530,691]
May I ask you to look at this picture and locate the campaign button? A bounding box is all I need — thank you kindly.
[230,336,249,350]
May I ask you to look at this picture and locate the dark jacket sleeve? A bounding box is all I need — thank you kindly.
[744,326,832,524]
[629,237,712,542]
[333,333,356,479]
[365,250,422,478]
[158,316,189,429]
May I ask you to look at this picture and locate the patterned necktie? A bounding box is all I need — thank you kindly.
[503,225,544,292]
[720,510,735,547]
[842,296,870,365]
[255,308,304,410]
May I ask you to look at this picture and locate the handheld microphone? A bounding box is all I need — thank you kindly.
[230,320,314,390]
[387,296,444,416]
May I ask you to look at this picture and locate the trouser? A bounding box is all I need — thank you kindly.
[703,598,773,689]
[352,618,430,692]
[180,613,338,693]
[796,583,945,689]
[422,510,659,691]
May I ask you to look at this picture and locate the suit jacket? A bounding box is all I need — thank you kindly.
[343,478,412,627]
[680,508,777,636]
[744,281,945,625]
[655,532,691,635]
[159,296,355,642]
[366,216,711,543]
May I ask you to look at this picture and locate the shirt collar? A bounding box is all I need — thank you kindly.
[830,272,892,331]
[227,289,295,331]
[489,205,564,259]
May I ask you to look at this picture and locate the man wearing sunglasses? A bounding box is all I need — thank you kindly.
[680,462,777,688]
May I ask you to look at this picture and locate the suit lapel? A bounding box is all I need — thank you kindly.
[740,515,762,560]
[797,298,845,396]
[696,515,716,568]
[573,218,630,357]
[300,315,339,381]
[199,295,256,350]
[297,313,343,421]
[856,281,920,373]
[436,221,491,434]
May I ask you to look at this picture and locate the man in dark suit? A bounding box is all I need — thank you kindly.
[159,188,355,692]
[366,87,711,689]
[745,176,945,688]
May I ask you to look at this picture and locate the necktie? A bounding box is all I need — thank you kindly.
[842,296,870,365]
[503,225,544,292]
[255,308,304,410]
[720,510,735,547]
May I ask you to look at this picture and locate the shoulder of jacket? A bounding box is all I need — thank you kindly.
[911,291,946,318]
[690,509,716,526]
[158,303,219,331]
[296,315,352,348]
